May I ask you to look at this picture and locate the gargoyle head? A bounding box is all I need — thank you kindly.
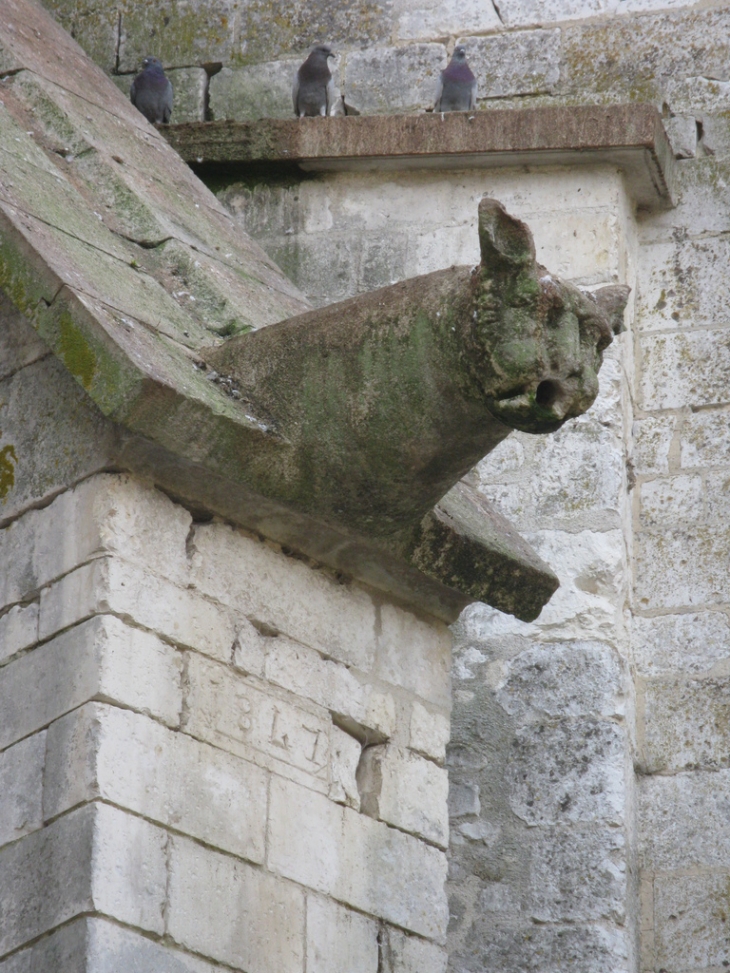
[468,198,630,434]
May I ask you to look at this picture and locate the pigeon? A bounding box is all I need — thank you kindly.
[130,56,173,125]
[293,45,336,117]
[434,45,477,112]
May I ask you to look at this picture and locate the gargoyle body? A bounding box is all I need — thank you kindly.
[206,199,629,554]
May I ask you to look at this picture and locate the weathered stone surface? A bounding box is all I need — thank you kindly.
[210,61,302,121]
[507,718,627,826]
[640,327,730,410]
[449,920,630,973]
[680,407,730,468]
[640,769,730,871]
[635,525,730,610]
[190,522,378,668]
[0,602,38,664]
[636,234,730,333]
[494,640,625,723]
[527,826,627,923]
[0,733,45,848]
[0,918,87,973]
[654,870,730,972]
[329,725,362,808]
[116,1,238,73]
[638,474,703,528]
[0,357,118,528]
[344,44,446,114]
[0,802,167,956]
[0,614,182,750]
[376,604,452,709]
[357,744,449,847]
[640,674,730,772]
[44,702,268,861]
[631,414,676,475]
[184,652,332,785]
[383,927,447,973]
[409,701,449,763]
[39,556,237,658]
[268,775,448,940]
[632,611,730,676]
[0,292,48,382]
[662,113,697,159]
[167,834,305,973]
[393,0,499,41]
[458,31,561,99]
[237,0,393,65]
[306,895,379,973]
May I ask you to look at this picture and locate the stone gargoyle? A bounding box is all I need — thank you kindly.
[203,198,629,618]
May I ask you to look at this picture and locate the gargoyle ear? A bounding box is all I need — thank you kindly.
[478,197,536,271]
[592,284,631,335]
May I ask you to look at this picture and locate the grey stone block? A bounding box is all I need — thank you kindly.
[654,870,730,971]
[0,806,95,957]
[0,602,38,665]
[344,45,447,114]
[495,640,625,723]
[641,675,730,772]
[167,833,305,972]
[0,293,48,383]
[633,611,730,676]
[0,917,87,973]
[457,31,561,99]
[634,523,730,611]
[0,733,45,848]
[507,718,627,826]
[210,61,301,121]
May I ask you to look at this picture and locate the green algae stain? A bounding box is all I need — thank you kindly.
[58,314,96,389]
[0,444,17,501]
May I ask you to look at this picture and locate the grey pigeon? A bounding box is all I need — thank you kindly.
[434,46,477,112]
[130,56,173,125]
[293,45,336,117]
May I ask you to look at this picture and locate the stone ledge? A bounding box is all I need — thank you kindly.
[163,104,675,210]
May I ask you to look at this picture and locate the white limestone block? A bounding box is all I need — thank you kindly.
[641,674,730,772]
[376,604,452,709]
[0,802,166,956]
[654,870,730,971]
[640,769,730,871]
[184,652,331,783]
[635,525,730,610]
[0,733,45,848]
[384,927,447,973]
[329,725,361,809]
[0,614,181,750]
[189,521,377,669]
[264,634,395,738]
[232,616,267,677]
[632,611,730,676]
[306,895,379,973]
[409,702,449,763]
[167,834,305,973]
[0,602,38,664]
[268,775,448,940]
[639,327,730,412]
[358,745,449,848]
[639,474,703,527]
[39,556,236,660]
[394,0,500,41]
[44,702,268,862]
[631,414,676,476]
[680,407,730,468]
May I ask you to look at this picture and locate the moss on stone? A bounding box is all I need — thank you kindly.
[0,443,17,500]
[58,312,96,388]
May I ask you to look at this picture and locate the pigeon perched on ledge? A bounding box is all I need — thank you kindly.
[434,45,477,112]
[293,45,336,117]
[130,56,173,125]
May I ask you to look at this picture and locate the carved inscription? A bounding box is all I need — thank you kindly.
[186,653,330,779]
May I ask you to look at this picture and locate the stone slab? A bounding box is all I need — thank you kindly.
[0,733,45,848]
[167,834,305,973]
[268,775,448,940]
[163,105,674,211]
[44,702,268,862]
[0,614,182,751]
[306,895,379,973]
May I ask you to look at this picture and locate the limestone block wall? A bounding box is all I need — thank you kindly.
[0,308,452,971]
